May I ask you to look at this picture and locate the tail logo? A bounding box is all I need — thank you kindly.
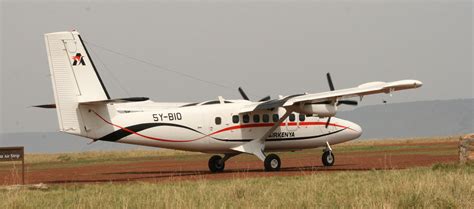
[72,53,85,66]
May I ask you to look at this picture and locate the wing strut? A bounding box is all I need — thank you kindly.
[231,108,293,161]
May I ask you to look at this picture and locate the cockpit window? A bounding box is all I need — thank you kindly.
[202,100,221,105]
[180,102,198,107]
[201,100,234,105]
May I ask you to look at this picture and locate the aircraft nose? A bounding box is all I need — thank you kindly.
[347,121,362,139]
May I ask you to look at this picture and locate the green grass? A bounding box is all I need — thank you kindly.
[1,163,472,209]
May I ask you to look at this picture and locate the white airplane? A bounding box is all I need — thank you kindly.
[37,31,422,172]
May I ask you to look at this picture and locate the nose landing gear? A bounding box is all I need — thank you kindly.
[208,152,282,172]
[322,151,335,166]
[322,141,335,166]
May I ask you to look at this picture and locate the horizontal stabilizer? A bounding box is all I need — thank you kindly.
[33,104,56,109]
[79,97,149,104]
[34,97,149,109]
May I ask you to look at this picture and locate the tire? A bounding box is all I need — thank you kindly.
[264,154,281,171]
[322,151,335,166]
[208,155,225,173]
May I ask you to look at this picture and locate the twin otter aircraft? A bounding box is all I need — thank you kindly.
[38,31,422,172]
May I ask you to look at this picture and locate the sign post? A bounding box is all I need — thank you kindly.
[0,147,25,184]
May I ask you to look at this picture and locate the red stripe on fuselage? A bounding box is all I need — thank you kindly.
[209,122,352,135]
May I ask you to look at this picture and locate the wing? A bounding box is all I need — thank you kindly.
[241,79,422,113]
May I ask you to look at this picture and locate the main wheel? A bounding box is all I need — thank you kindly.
[264,154,281,171]
[208,155,225,173]
[322,151,335,166]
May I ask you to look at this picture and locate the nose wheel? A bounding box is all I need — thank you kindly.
[322,151,335,166]
[322,141,335,166]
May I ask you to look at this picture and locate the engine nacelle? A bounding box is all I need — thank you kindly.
[295,104,337,117]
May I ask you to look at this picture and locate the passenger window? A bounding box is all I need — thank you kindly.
[262,114,270,123]
[272,114,279,122]
[243,115,250,123]
[215,117,222,125]
[253,115,260,123]
[289,114,296,122]
[232,115,239,124]
[299,114,305,122]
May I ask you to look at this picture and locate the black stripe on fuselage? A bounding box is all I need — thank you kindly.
[96,123,347,143]
[97,123,205,141]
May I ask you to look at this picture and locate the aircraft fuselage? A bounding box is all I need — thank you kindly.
[85,101,362,153]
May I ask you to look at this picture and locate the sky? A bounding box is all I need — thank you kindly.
[0,0,472,134]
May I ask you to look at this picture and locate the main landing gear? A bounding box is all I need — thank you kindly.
[208,153,239,173]
[264,154,281,171]
[208,153,282,172]
[208,155,225,172]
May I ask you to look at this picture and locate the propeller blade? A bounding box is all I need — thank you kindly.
[258,96,271,102]
[238,87,250,100]
[337,100,358,106]
[325,117,331,128]
[326,73,335,91]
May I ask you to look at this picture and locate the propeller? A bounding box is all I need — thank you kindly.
[238,87,271,102]
[238,87,250,100]
[325,73,358,128]
[258,95,271,102]
[327,73,335,91]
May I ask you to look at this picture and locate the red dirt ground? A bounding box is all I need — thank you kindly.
[0,141,459,185]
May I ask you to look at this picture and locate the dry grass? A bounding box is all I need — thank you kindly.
[21,149,196,164]
[1,163,472,209]
[0,136,469,208]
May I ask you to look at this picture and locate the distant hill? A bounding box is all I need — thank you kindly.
[0,132,151,153]
[338,98,473,139]
[0,99,472,153]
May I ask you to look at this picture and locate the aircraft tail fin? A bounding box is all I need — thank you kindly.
[44,31,110,135]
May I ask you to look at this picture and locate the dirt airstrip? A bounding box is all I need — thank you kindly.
[0,140,459,185]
